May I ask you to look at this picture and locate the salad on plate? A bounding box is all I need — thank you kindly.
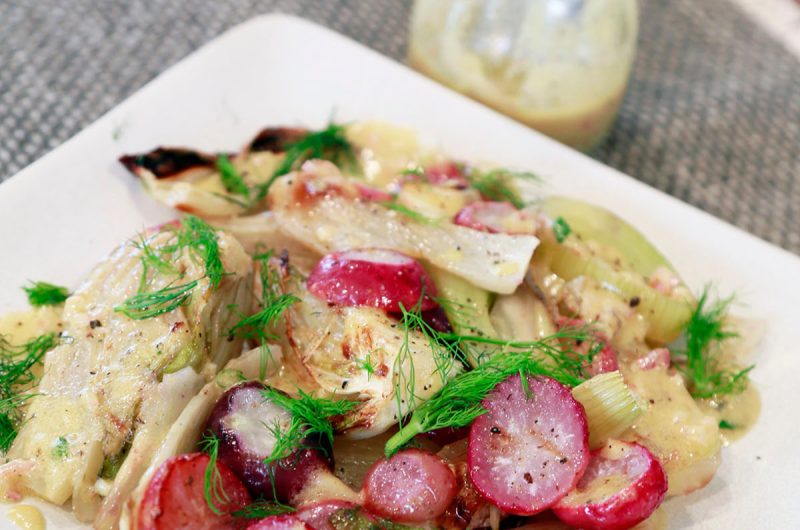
[0,122,760,530]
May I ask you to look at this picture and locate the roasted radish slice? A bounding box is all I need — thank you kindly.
[296,501,358,530]
[137,453,251,530]
[205,381,332,502]
[363,449,457,523]
[307,249,438,312]
[552,440,668,530]
[246,515,313,530]
[454,201,536,235]
[468,375,589,515]
[425,161,468,187]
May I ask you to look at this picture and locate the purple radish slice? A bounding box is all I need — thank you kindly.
[246,515,313,530]
[468,375,590,516]
[204,381,333,503]
[296,500,358,530]
[454,201,536,235]
[552,440,668,530]
[363,449,457,523]
[307,249,438,312]
[421,426,470,447]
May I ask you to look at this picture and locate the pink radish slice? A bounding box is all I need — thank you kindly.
[296,501,358,530]
[246,515,313,530]
[307,249,438,312]
[468,375,590,516]
[552,440,668,530]
[355,184,393,202]
[636,348,671,371]
[137,453,252,530]
[363,449,457,523]
[589,343,619,376]
[425,162,468,187]
[454,201,536,235]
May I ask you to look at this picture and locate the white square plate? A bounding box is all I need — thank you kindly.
[1,15,798,530]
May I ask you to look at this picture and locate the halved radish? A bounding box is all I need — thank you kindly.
[552,440,668,530]
[454,201,536,235]
[205,382,333,502]
[137,453,251,530]
[296,500,358,530]
[363,449,457,523]
[307,249,438,312]
[246,515,312,530]
[468,375,589,516]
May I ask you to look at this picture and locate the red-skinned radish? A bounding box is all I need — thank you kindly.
[296,500,358,530]
[355,184,393,202]
[204,381,333,503]
[246,515,313,530]
[589,343,620,376]
[552,440,668,530]
[425,162,469,187]
[307,249,438,312]
[137,453,251,530]
[454,201,536,235]
[363,449,457,523]
[468,375,589,516]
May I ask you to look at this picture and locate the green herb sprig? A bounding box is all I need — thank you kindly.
[229,252,299,379]
[261,387,355,465]
[0,332,60,452]
[385,287,596,456]
[255,123,359,201]
[382,201,435,225]
[233,501,296,519]
[216,154,250,198]
[384,328,594,456]
[23,281,69,307]
[175,215,226,289]
[119,215,227,320]
[199,433,230,516]
[467,168,540,209]
[114,280,198,320]
[677,287,753,398]
[392,298,463,419]
[52,436,69,459]
[553,217,572,243]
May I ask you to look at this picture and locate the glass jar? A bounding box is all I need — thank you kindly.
[408,0,638,152]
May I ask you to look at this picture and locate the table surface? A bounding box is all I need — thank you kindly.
[2,0,799,254]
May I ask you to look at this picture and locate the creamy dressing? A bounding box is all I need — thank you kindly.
[0,307,63,344]
[622,366,722,496]
[5,505,45,530]
[408,0,638,151]
[699,384,762,443]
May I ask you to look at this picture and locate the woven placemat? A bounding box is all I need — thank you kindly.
[2,0,799,253]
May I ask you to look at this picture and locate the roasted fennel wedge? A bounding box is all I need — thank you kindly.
[268,161,539,294]
[0,223,252,526]
[536,197,694,344]
[280,269,462,438]
[539,196,677,276]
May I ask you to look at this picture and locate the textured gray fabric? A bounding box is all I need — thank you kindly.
[1,0,799,253]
